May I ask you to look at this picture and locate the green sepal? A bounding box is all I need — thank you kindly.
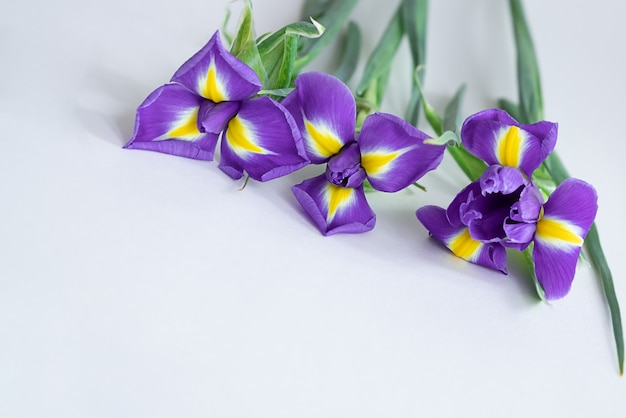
[424,131,459,147]
[229,1,268,86]
[521,243,547,301]
[256,18,325,90]
[362,179,375,193]
[257,88,294,98]
[258,32,298,90]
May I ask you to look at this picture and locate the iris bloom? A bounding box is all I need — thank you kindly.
[283,72,446,235]
[417,109,598,299]
[124,31,309,181]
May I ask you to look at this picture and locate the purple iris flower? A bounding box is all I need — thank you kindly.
[283,72,446,235]
[124,31,309,182]
[416,109,598,300]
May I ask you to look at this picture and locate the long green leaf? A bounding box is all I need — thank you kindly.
[442,84,466,134]
[543,151,624,375]
[508,0,623,375]
[496,98,524,122]
[509,0,543,123]
[334,21,361,82]
[356,6,404,96]
[441,84,488,181]
[587,224,625,375]
[401,0,428,125]
[295,0,359,71]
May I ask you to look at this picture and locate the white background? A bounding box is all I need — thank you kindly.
[2,0,625,416]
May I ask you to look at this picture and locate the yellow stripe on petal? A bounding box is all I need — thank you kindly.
[448,228,482,261]
[166,108,201,141]
[305,120,343,158]
[326,183,354,222]
[497,126,524,168]
[360,151,399,176]
[200,63,226,102]
[535,218,584,247]
[226,116,268,155]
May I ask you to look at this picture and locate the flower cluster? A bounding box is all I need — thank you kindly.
[125,31,446,235]
[125,31,309,181]
[125,32,598,295]
[416,109,598,300]
[122,1,621,375]
[284,72,446,235]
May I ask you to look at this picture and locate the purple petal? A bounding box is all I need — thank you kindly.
[446,170,528,245]
[218,96,309,181]
[198,100,240,134]
[532,241,582,300]
[523,120,559,165]
[532,178,598,299]
[325,142,366,188]
[292,174,376,235]
[124,83,218,160]
[171,31,261,102]
[416,206,508,273]
[510,184,543,223]
[446,181,482,227]
[282,72,356,163]
[358,113,446,192]
[465,190,519,244]
[541,178,598,232]
[479,165,527,196]
[503,222,535,250]
[461,109,557,176]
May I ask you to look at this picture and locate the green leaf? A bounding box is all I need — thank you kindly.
[509,0,543,124]
[496,98,524,122]
[447,144,487,182]
[356,6,404,96]
[435,83,490,181]
[543,151,623,374]
[410,67,442,135]
[442,84,466,134]
[507,0,623,375]
[301,0,336,28]
[220,6,234,45]
[401,0,429,125]
[334,21,361,82]
[296,0,359,71]
[586,224,625,375]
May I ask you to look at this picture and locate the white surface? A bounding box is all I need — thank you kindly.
[2,0,625,416]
